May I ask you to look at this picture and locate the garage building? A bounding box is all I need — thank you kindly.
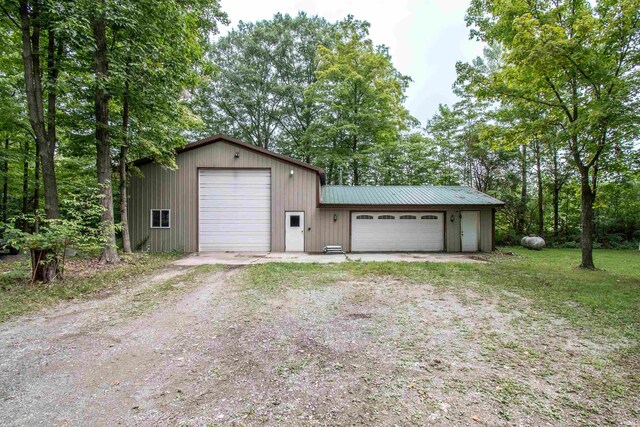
[129,135,504,253]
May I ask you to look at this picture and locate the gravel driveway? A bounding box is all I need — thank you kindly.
[0,263,635,426]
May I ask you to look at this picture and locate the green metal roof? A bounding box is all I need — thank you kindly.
[321,185,504,206]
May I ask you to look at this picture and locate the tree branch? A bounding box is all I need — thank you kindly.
[0,3,21,30]
[544,77,574,121]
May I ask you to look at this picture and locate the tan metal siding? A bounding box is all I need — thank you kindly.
[480,208,492,252]
[128,140,497,253]
[129,140,320,252]
[311,209,351,252]
[443,208,492,252]
[446,209,461,252]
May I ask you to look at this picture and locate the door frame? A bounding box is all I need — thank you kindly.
[284,210,305,252]
[197,167,272,252]
[460,210,480,252]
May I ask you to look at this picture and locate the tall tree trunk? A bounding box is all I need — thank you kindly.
[19,0,60,221]
[21,139,29,232]
[534,140,544,237]
[517,144,527,235]
[119,74,131,253]
[551,146,562,237]
[33,139,40,232]
[351,135,358,185]
[92,2,119,264]
[2,137,8,228]
[579,174,595,269]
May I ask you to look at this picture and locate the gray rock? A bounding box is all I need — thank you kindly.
[64,247,78,257]
[521,236,545,250]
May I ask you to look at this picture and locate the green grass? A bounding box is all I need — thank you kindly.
[0,252,182,322]
[239,248,640,343]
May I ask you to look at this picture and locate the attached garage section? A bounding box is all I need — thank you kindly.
[351,212,444,252]
[198,169,271,251]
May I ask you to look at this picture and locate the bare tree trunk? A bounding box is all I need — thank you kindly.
[22,139,29,218]
[517,144,527,235]
[351,135,358,185]
[2,137,8,229]
[551,147,560,236]
[33,139,40,232]
[92,2,119,264]
[119,74,131,253]
[579,174,595,269]
[534,140,544,237]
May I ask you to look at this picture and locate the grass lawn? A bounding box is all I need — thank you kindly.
[0,247,637,425]
[0,252,181,322]
[225,248,639,424]
[242,247,640,344]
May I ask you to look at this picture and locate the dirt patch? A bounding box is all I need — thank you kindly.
[0,265,636,426]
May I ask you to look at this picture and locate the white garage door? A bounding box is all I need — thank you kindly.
[199,169,271,251]
[351,212,444,252]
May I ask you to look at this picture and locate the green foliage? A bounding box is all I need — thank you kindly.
[193,12,336,154]
[3,190,107,255]
[308,17,415,185]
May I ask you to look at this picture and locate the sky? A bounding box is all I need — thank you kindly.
[217,0,486,125]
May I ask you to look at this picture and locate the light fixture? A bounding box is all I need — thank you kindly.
[234,152,240,158]
[290,169,294,176]
[450,214,455,222]
[333,213,338,222]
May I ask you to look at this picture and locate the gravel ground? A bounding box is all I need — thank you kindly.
[0,264,636,426]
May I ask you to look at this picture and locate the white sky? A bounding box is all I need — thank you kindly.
[217,0,486,125]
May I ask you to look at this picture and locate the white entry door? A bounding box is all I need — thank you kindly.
[285,211,305,251]
[461,211,479,252]
[198,169,271,251]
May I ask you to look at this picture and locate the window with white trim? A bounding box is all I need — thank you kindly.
[399,215,417,219]
[356,215,374,219]
[151,209,170,228]
[421,215,438,220]
[378,215,395,219]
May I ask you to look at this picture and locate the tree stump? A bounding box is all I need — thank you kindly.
[31,249,60,283]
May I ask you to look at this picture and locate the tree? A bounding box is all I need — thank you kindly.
[194,12,334,156]
[307,17,413,185]
[464,0,640,267]
[1,0,65,280]
[99,0,225,254]
[3,0,62,221]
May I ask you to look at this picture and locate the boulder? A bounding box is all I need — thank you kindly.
[64,247,78,257]
[521,236,545,250]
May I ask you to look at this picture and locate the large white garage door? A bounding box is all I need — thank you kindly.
[351,212,444,252]
[199,169,271,251]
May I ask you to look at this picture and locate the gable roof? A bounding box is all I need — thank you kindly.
[321,185,504,206]
[134,134,326,184]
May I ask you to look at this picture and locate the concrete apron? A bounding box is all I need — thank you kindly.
[174,252,485,266]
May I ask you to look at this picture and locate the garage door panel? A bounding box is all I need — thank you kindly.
[199,169,271,251]
[351,212,443,252]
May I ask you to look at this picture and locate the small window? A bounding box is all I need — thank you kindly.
[356,215,373,219]
[151,209,170,228]
[399,215,417,220]
[378,215,395,220]
[421,215,438,220]
[290,215,300,227]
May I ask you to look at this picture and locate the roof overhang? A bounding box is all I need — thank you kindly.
[133,134,326,185]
